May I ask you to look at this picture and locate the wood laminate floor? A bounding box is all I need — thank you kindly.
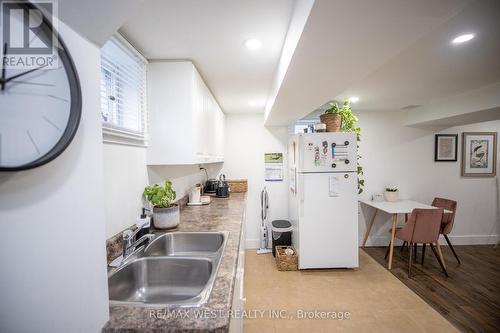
[363,244,500,333]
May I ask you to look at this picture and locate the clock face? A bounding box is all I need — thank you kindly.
[0,3,81,171]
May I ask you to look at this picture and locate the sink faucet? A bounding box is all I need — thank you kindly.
[123,229,154,257]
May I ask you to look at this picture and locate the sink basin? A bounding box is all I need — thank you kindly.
[109,257,213,306]
[108,231,228,307]
[144,231,225,257]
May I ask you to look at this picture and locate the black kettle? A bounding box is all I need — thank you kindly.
[216,174,230,198]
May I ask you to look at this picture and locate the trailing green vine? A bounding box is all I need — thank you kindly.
[326,100,364,194]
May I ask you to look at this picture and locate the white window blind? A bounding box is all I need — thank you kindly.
[100,35,147,145]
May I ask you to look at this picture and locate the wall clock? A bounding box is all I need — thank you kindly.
[0,2,82,171]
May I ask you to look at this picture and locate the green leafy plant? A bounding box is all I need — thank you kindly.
[324,100,340,114]
[326,99,364,194]
[385,187,398,192]
[143,180,177,208]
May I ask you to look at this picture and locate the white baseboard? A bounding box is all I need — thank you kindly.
[362,234,500,247]
[247,234,500,249]
[245,238,260,249]
[445,234,499,245]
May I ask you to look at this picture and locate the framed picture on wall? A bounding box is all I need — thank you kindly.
[435,134,458,162]
[462,132,497,177]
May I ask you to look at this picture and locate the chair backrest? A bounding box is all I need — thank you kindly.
[432,197,457,235]
[397,208,444,243]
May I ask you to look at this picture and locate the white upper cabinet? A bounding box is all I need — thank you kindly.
[147,61,225,165]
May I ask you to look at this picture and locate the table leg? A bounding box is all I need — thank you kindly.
[388,214,398,270]
[362,208,378,247]
[435,239,446,269]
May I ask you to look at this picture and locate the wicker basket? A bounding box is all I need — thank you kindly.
[319,113,342,132]
[227,179,248,193]
[275,246,298,271]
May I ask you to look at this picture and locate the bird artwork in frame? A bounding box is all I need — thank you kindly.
[462,132,497,177]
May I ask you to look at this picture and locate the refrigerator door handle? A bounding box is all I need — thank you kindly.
[298,174,305,218]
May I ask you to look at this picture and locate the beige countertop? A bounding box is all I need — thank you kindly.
[103,193,246,333]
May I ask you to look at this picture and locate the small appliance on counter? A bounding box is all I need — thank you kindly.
[200,166,218,195]
[187,184,212,206]
[188,184,202,203]
[215,174,230,198]
[204,179,218,194]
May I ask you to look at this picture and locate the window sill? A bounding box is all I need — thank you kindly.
[102,126,148,148]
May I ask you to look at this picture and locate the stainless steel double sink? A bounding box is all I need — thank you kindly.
[108,231,227,307]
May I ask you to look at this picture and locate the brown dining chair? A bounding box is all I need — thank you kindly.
[432,197,460,264]
[385,208,447,278]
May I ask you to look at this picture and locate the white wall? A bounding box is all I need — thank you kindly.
[358,111,500,245]
[148,163,223,198]
[102,143,223,237]
[222,114,289,248]
[102,144,149,238]
[0,23,109,333]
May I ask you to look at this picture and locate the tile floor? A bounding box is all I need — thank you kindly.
[243,250,457,333]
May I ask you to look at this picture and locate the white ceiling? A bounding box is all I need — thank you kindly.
[57,0,144,46]
[59,0,500,125]
[335,0,500,113]
[265,0,500,126]
[120,0,296,114]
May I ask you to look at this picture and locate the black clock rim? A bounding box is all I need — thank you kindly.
[0,2,82,172]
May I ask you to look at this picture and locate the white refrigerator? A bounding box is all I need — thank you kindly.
[288,132,358,269]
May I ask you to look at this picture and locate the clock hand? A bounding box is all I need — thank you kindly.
[1,43,7,90]
[10,80,56,87]
[3,64,49,85]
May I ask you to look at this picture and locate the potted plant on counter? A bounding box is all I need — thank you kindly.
[384,187,399,202]
[143,180,179,229]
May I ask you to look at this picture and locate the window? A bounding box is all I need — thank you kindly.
[293,119,318,134]
[100,34,147,145]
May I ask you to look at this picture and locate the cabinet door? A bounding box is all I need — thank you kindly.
[147,61,195,165]
[192,69,209,161]
[214,105,225,159]
[206,93,216,157]
[192,71,204,158]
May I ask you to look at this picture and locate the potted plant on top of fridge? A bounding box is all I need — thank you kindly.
[143,180,180,229]
[320,99,364,194]
[320,100,342,132]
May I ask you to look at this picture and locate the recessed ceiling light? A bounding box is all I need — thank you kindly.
[349,96,360,103]
[452,33,474,44]
[244,39,262,50]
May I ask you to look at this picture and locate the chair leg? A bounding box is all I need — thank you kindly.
[421,243,426,265]
[384,241,390,260]
[400,241,407,254]
[408,242,413,278]
[443,234,461,264]
[430,243,448,277]
[413,243,418,262]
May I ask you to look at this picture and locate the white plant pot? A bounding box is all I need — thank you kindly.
[384,191,399,202]
[153,204,180,229]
